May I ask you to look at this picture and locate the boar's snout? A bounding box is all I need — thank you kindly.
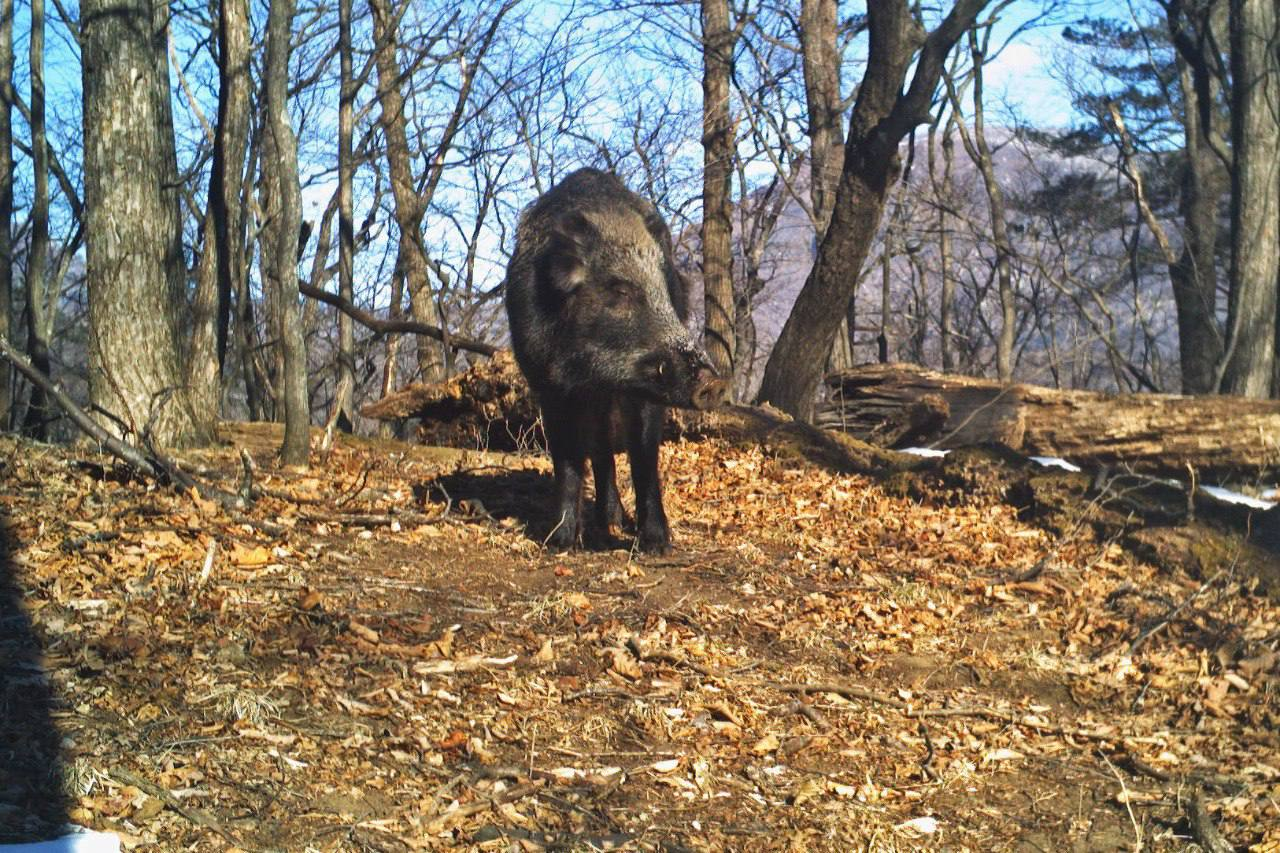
[690,364,727,410]
[636,345,726,409]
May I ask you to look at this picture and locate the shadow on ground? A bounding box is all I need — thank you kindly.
[420,466,557,540]
[0,508,69,841]
[419,465,635,550]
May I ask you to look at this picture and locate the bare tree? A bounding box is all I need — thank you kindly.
[81,0,205,446]
[22,0,51,436]
[335,0,356,431]
[262,0,309,464]
[945,24,1017,382]
[1218,0,1279,397]
[1164,0,1229,394]
[700,0,739,388]
[0,0,12,426]
[757,0,989,420]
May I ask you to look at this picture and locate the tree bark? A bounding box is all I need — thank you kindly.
[0,0,12,428]
[263,0,309,464]
[22,0,51,437]
[756,0,990,421]
[368,0,445,384]
[81,0,205,447]
[947,28,1016,382]
[335,0,355,432]
[1219,0,1280,397]
[700,0,737,390]
[799,0,848,372]
[820,362,1280,481]
[187,0,252,422]
[800,0,843,234]
[938,119,956,371]
[1167,1,1229,394]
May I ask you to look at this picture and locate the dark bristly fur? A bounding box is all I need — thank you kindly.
[505,169,726,553]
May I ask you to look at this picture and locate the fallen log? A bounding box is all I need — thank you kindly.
[361,351,913,472]
[360,350,542,451]
[818,363,1280,483]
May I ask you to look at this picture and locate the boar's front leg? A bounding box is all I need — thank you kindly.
[541,400,586,550]
[627,400,671,554]
[590,400,627,542]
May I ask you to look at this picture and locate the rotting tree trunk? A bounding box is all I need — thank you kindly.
[263,0,309,465]
[1219,0,1280,398]
[756,0,990,421]
[700,0,737,389]
[81,0,205,447]
[820,362,1280,481]
[0,0,12,428]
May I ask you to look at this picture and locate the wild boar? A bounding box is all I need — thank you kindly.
[505,169,725,553]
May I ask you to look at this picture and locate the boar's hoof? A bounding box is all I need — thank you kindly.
[545,522,579,552]
[637,523,672,555]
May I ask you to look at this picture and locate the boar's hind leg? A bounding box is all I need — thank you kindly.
[542,405,586,550]
[627,401,671,554]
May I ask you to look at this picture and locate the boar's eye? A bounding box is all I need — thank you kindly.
[604,278,638,305]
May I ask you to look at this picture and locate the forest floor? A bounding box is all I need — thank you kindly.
[0,419,1277,852]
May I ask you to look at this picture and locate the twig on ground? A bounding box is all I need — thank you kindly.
[1129,568,1227,655]
[784,700,830,732]
[1187,788,1235,853]
[109,766,249,850]
[335,462,373,507]
[759,680,1139,744]
[424,779,546,832]
[1099,750,1143,852]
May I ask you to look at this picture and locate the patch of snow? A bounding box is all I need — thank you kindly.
[899,447,950,458]
[0,827,120,853]
[1199,485,1277,511]
[1029,456,1083,473]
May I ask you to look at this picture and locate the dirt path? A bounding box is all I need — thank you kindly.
[0,423,1275,850]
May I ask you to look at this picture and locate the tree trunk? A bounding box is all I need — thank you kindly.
[700,0,736,389]
[22,0,50,437]
[187,0,252,423]
[368,0,445,385]
[81,0,205,447]
[820,362,1280,481]
[800,0,849,374]
[1219,0,1280,397]
[756,0,989,421]
[1168,23,1228,394]
[335,0,355,432]
[938,120,956,371]
[263,0,309,464]
[0,0,12,428]
[800,0,843,234]
[948,28,1016,382]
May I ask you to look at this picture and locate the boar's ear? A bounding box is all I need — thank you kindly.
[642,209,676,255]
[539,210,598,295]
